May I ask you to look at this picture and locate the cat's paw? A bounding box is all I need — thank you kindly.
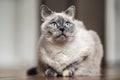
[62,70,74,77]
[45,69,58,77]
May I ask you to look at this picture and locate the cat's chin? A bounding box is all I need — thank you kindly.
[52,35,69,44]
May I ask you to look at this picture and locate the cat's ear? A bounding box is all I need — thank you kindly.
[64,5,76,18]
[40,5,53,20]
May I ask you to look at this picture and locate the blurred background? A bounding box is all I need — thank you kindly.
[0,0,120,73]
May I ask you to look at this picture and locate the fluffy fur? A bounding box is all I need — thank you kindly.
[35,5,103,77]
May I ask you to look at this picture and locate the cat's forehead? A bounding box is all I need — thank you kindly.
[52,16,67,21]
[51,16,68,22]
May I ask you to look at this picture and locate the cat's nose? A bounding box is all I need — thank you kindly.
[59,28,65,32]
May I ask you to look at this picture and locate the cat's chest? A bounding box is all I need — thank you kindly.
[45,30,95,59]
[47,40,92,59]
[47,45,66,57]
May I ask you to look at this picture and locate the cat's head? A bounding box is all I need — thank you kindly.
[40,5,76,43]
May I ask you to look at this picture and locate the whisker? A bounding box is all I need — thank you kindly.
[43,35,75,37]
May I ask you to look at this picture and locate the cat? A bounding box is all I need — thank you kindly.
[27,5,103,77]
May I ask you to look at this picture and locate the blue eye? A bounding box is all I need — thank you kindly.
[50,22,57,27]
[64,22,72,28]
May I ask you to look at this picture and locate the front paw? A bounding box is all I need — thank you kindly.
[53,62,64,73]
[45,69,58,77]
[62,70,74,77]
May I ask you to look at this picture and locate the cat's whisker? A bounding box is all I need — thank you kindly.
[43,35,75,37]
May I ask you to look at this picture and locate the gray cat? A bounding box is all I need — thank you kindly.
[28,5,103,77]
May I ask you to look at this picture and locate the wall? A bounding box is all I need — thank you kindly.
[116,0,120,65]
[0,0,39,70]
[105,0,120,67]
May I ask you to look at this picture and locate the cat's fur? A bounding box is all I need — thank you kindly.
[32,5,103,77]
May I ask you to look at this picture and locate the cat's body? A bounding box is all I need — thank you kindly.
[30,5,103,77]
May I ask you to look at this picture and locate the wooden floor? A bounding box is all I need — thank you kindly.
[0,67,120,80]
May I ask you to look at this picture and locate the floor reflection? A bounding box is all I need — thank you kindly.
[0,67,120,80]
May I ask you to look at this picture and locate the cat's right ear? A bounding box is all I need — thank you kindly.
[40,5,53,20]
[64,5,76,18]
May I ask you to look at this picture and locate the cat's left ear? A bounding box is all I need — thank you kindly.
[64,5,76,18]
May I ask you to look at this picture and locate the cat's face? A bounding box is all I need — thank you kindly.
[41,5,76,43]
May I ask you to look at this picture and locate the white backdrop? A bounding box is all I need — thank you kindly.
[0,0,39,70]
[105,0,120,66]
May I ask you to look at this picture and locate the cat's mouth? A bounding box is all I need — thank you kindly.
[54,33,68,42]
[56,33,67,38]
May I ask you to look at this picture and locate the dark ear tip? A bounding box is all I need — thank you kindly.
[70,5,76,8]
[69,5,76,10]
[66,5,76,12]
[40,5,52,12]
[40,5,47,10]
[40,4,46,8]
